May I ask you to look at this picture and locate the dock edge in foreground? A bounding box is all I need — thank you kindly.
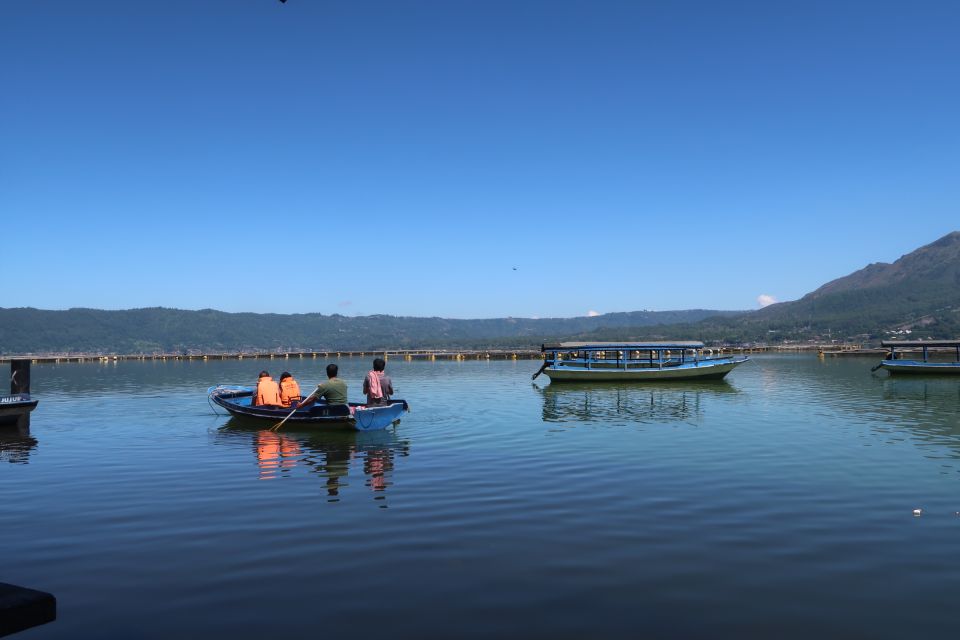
[0,582,56,637]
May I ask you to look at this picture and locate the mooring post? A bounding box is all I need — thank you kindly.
[11,359,30,395]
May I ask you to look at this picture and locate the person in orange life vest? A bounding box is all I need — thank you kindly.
[253,370,282,407]
[278,371,301,407]
[362,358,394,406]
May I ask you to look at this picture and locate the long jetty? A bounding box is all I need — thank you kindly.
[0,344,868,364]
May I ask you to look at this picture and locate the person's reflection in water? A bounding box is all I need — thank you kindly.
[363,448,395,496]
[321,446,352,501]
[304,434,410,505]
[255,430,301,480]
[219,421,410,504]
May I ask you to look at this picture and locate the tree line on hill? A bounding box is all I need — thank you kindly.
[0,307,741,354]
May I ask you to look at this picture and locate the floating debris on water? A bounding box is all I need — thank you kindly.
[913,508,923,517]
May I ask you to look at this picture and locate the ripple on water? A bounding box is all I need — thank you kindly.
[5,356,960,638]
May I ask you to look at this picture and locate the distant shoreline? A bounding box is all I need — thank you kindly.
[1,344,893,364]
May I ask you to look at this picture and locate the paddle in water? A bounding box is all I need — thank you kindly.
[271,388,317,431]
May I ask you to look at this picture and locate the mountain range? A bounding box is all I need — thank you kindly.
[728,230,960,341]
[580,231,960,345]
[0,307,741,355]
[2,232,958,354]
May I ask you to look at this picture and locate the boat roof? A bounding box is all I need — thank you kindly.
[880,340,960,348]
[543,341,705,351]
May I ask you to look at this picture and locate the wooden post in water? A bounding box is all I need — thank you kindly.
[11,360,30,395]
[4,360,37,429]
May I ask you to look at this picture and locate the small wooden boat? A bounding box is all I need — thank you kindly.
[208,385,409,431]
[534,342,748,382]
[875,340,960,375]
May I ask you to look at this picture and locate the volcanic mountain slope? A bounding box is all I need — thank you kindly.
[742,231,960,339]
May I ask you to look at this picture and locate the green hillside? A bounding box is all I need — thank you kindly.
[0,307,741,354]
[742,231,960,341]
[577,232,960,344]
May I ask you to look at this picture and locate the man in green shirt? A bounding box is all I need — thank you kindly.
[308,363,348,405]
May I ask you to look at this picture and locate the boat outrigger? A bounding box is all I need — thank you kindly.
[533,342,748,382]
[208,385,409,431]
[874,340,960,375]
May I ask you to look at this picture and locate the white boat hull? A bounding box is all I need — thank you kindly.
[543,358,746,381]
[879,361,960,375]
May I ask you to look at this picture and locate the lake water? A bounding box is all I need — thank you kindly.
[3,355,960,638]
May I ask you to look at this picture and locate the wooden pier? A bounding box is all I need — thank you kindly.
[0,344,864,365]
[0,349,545,364]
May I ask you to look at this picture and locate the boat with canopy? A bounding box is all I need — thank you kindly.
[874,340,960,375]
[533,342,748,382]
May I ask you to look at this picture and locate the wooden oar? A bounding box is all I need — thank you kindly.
[271,388,318,432]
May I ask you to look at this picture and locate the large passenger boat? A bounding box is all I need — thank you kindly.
[533,342,748,382]
[875,340,960,375]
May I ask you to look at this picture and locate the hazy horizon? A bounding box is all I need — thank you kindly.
[0,304,750,321]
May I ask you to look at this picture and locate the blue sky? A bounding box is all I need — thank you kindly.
[2,0,957,319]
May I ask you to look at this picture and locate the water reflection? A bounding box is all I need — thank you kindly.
[534,380,738,425]
[875,377,960,458]
[254,431,301,479]
[0,425,38,464]
[216,422,411,505]
[756,356,960,463]
[880,377,960,403]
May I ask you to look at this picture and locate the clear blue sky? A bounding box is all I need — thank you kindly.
[2,1,957,319]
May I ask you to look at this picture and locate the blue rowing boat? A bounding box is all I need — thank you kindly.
[207,385,408,431]
[534,342,748,382]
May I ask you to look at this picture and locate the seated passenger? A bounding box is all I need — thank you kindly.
[253,370,283,407]
[278,371,301,408]
[363,357,394,405]
[300,363,348,407]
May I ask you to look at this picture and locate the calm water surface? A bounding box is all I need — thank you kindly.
[4,355,960,638]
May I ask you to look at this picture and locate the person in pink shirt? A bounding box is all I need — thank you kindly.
[362,358,394,406]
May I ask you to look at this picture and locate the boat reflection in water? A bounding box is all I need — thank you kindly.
[881,376,960,402]
[877,377,960,458]
[0,424,38,464]
[535,380,739,426]
[218,420,410,505]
